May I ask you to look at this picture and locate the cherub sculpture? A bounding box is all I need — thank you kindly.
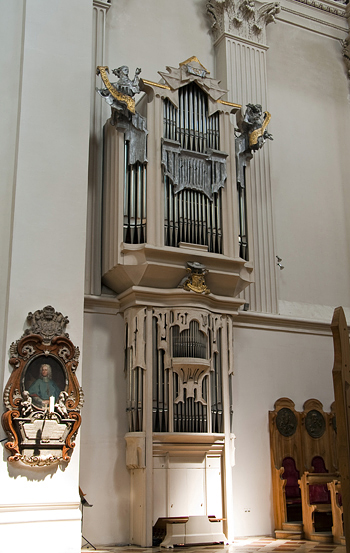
[111,65,141,97]
[20,390,33,417]
[55,391,68,418]
[96,65,142,112]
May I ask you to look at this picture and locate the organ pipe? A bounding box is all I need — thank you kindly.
[163,83,223,252]
[123,141,147,244]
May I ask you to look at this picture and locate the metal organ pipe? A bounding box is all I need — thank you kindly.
[163,85,222,253]
[123,140,147,245]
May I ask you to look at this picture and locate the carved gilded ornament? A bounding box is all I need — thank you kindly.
[236,104,272,193]
[96,65,148,165]
[96,65,138,113]
[178,262,211,295]
[158,58,228,103]
[249,110,271,147]
[2,306,83,467]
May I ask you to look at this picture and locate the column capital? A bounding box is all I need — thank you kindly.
[207,0,280,45]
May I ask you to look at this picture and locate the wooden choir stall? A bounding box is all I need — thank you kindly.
[269,397,343,543]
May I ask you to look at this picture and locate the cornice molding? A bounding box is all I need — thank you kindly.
[281,5,347,31]
[289,0,346,17]
[83,294,350,337]
[117,286,245,315]
[84,294,119,315]
[276,0,348,39]
[234,310,334,335]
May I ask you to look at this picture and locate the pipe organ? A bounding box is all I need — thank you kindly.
[98,56,268,546]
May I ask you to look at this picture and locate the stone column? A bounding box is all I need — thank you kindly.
[207,0,279,313]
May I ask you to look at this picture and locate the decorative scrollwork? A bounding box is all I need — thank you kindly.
[9,342,18,358]
[17,454,63,467]
[58,346,71,361]
[22,344,36,359]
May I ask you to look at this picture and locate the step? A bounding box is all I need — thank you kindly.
[275,529,304,540]
[282,522,303,532]
[309,532,333,543]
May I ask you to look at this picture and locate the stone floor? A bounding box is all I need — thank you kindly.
[81,537,346,553]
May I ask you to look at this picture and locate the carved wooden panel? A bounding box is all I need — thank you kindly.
[269,398,303,472]
[301,399,337,473]
[269,398,303,530]
[331,306,350,551]
[299,471,336,541]
[269,397,338,535]
[328,479,344,544]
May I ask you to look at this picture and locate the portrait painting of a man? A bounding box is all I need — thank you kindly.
[23,356,66,409]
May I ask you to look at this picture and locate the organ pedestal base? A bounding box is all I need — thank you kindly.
[155,515,226,548]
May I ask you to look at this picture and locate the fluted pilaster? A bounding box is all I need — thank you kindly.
[208,0,278,313]
[85,1,110,295]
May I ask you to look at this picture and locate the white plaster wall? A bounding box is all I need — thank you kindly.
[266,22,350,311]
[80,312,130,546]
[0,1,92,552]
[106,0,214,83]
[231,326,334,537]
[0,1,25,420]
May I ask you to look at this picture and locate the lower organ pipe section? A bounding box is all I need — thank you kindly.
[173,374,208,433]
[126,366,144,432]
[210,330,223,433]
[124,308,231,435]
[152,311,226,434]
[152,316,169,432]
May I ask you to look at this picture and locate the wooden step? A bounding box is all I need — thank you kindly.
[282,522,303,532]
[309,532,333,543]
[275,530,304,540]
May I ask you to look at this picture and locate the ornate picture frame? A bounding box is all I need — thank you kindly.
[2,306,84,467]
